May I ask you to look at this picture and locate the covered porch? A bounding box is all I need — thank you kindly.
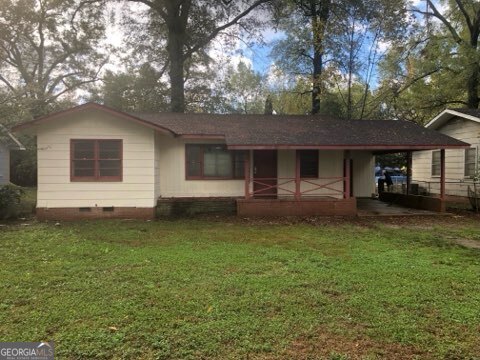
[237,149,363,217]
[235,145,464,217]
[375,149,448,213]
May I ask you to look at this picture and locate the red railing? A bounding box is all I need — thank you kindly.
[246,176,347,199]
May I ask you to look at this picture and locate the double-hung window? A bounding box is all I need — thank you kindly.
[71,139,122,181]
[465,147,477,177]
[186,144,245,179]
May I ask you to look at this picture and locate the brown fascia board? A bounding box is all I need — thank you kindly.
[226,143,470,150]
[12,102,176,136]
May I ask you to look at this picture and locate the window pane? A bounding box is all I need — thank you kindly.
[73,140,94,159]
[300,150,319,178]
[465,148,476,177]
[233,152,245,178]
[465,148,476,163]
[432,151,441,176]
[73,160,95,177]
[99,140,121,159]
[186,145,202,177]
[98,160,121,177]
[204,146,232,177]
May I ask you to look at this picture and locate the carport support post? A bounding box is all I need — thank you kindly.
[344,151,351,199]
[440,149,445,200]
[244,150,251,199]
[295,150,301,200]
[406,151,412,195]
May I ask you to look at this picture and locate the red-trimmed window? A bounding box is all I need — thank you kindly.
[71,140,122,181]
[186,144,245,179]
[299,150,319,178]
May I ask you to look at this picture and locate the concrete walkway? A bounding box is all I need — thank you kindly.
[357,198,446,217]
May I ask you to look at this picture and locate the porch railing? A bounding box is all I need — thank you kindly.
[246,176,348,199]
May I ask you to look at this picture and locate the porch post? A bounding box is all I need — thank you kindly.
[244,150,251,199]
[406,151,412,195]
[295,150,301,200]
[344,151,351,199]
[440,148,445,200]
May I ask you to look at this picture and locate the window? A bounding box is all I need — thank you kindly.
[185,144,245,179]
[465,147,477,177]
[71,139,122,181]
[299,150,319,178]
[431,150,441,176]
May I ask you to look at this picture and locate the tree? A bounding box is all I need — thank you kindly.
[125,0,271,113]
[374,1,480,123]
[91,64,170,112]
[413,0,480,108]
[271,0,409,116]
[216,61,265,114]
[0,0,108,118]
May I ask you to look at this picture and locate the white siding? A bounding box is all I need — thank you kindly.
[0,143,9,185]
[351,151,375,197]
[412,117,480,196]
[36,112,156,208]
[157,136,245,197]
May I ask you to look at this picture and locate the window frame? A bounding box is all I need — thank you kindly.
[464,147,477,178]
[431,150,441,177]
[185,144,245,180]
[70,139,123,182]
[299,150,319,179]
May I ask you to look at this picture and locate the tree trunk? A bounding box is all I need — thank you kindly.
[167,25,186,113]
[310,0,330,115]
[467,62,480,108]
[311,17,322,115]
[467,34,480,108]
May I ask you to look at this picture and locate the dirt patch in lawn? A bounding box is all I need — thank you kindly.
[263,327,430,360]
[450,238,480,249]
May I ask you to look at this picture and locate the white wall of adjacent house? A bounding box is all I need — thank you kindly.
[412,117,480,197]
[36,111,157,208]
[0,143,10,185]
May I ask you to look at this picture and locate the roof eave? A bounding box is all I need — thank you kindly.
[426,109,480,129]
[227,144,470,150]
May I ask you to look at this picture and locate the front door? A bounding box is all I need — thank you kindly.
[253,150,277,198]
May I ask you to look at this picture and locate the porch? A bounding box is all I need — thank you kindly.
[237,149,359,216]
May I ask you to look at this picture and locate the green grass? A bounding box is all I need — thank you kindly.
[0,218,479,359]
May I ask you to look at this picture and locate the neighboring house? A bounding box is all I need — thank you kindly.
[13,103,468,219]
[0,124,25,185]
[412,109,480,198]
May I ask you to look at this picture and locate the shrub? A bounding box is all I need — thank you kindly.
[0,185,24,219]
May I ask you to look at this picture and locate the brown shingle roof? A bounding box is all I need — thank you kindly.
[12,103,469,150]
[133,112,468,149]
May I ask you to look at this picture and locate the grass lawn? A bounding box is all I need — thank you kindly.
[0,216,479,359]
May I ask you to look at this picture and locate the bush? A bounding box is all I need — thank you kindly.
[0,185,24,219]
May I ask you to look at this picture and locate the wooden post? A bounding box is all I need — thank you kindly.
[440,148,445,200]
[244,150,251,199]
[344,151,351,199]
[295,150,301,200]
[406,151,412,195]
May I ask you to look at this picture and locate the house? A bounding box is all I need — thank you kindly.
[13,103,468,220]
[412,109,480,198]
[0,124,25,185]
